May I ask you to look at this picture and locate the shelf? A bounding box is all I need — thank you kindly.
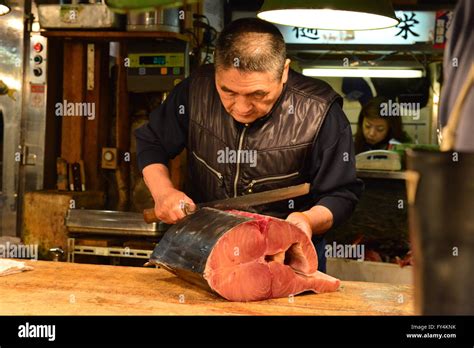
[40,30,189,42]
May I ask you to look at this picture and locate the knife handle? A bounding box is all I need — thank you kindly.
[143,202,196,224]
[143,208,158,224]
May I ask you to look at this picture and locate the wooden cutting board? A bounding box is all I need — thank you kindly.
[0,260,414,315]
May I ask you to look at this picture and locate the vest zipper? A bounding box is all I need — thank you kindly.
[246,171,300,193]
[233,125,248,197]
[192,151,223,181]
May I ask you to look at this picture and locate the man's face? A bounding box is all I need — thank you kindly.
[215,60,290,124]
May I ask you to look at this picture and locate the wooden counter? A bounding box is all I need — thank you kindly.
[0,260,414,315]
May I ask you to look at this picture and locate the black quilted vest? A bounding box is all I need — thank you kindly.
[187,65,341,218]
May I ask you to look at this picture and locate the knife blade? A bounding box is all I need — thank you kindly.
[143,183,310,223]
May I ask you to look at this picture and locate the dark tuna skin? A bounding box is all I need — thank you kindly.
[149,208,252,290]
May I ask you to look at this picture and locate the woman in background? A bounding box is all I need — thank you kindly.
[354,96,411,154]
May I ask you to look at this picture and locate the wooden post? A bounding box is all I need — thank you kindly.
[115,42,130,211]
[61,41,86,163]
[84,42,110,190]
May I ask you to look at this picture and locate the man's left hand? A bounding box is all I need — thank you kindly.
[286,212,313,240]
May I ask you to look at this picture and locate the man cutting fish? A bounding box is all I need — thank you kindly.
[135,18,363,272]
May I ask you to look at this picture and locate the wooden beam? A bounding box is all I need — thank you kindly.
[43,39,64,189]
[61,41,86,163]
[41,30,189,42]
[84,42,110,190]
[115,42,130,211]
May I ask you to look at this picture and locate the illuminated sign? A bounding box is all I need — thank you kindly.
[279,11,442,45]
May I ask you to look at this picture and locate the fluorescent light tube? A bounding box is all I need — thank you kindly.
[302,68,423,78]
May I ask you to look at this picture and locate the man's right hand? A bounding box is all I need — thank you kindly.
[142,163,196,224]
[152,187,196,224]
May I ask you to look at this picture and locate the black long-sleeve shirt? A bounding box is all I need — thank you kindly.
[135,77,363,229]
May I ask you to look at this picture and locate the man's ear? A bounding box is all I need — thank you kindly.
[281,59,291,84]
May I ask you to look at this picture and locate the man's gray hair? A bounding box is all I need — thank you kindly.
[214,18,287,80]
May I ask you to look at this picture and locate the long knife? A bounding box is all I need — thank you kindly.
[143,183,310,223]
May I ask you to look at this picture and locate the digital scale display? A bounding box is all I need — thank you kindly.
[139,55,166,65]
[129,52,184,68]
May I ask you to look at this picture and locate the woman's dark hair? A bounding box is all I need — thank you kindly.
[214,18,287,80]
[354,96,408,154]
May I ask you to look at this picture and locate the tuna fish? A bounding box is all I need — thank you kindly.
[149,208,340,302]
